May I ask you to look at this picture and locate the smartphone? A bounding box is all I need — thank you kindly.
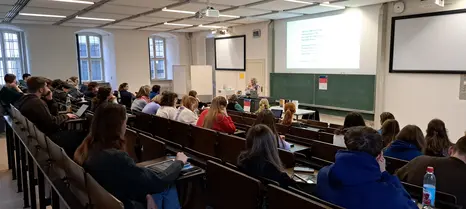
[294,167,315,173]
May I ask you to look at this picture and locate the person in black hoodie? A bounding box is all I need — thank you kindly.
[74,103,187,209]
[237,124,294,188]
[15,77,81,156]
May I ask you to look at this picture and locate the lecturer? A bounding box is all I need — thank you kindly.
[246,78,260,93]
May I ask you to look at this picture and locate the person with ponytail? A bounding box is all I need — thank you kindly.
[255,99,270,114]
[91,87,116,112]
[74,103,188,209]
[280,102,296,126]
[254,110,291,151]
[425,119,453,157]
[196,96,236,134]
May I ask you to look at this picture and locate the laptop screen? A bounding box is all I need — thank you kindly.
[271,109,283,119]
[75,104,89,117]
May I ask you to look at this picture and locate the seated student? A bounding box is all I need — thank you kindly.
[238,124,295,188]
[0,74,23,108]
[396,136,466,208]
[131,85,150,112]
[226,94,244,112]
[149,85,161,100]
[315,126,417,209]
[384,125,425,161]
[280,102,296,126]
[118,83,135,108]
[255,99,270,114]
[381,119,400,147]
[189,90,207,109]
[197,96,236,134]
[15,77,83,157]
[74,103,187,209]
[66,76,79,89]
[19,73,31,91]
[142,95,162,115]
[175,96,199,125]
[254,110,291,151]
[333,112,366,148]
[425,119,452,157]
[91,87,116,112]
[155,92,178,120]
[379,112,395,133]
[51,79,80,103]
[84,82,99,98]
[3,73,22,93]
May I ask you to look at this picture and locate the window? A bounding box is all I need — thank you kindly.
[0,30,27,85]
[77,34,104,82]
[149,37,167,80]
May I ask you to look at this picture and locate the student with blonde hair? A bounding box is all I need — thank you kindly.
[280,102,296,126]
[142,94,162,115]
[197,96,236,134]
[131,85,150,111]
[255,99,270,114]
[175,96,199,125]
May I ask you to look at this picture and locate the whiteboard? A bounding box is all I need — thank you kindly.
[190,65,213,95]
[215,35,245,71]
[391,11,466,73]
[173,65,189,96]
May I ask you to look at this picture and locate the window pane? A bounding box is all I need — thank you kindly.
[89,36,101,58]
[4,32,20,58]
[0,38,2,58]
[91,60,103,81]
[78,35,88,58]
[156,60,165,79]
[80,60,89,81]
[149,38,154,58]
[0,61,3,85]
[150,60,155,80]
[7,60,21,77]
[155,39,164,58]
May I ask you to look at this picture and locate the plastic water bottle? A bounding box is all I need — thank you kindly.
[422,166,436,209]
[66,96,72,113]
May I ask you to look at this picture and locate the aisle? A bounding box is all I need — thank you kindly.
[0,135,23,209]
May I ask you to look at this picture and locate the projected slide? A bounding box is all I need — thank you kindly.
[287,11,362,69]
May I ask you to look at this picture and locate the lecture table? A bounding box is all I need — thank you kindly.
[137,156,205,182]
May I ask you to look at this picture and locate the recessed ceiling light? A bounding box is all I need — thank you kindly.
[164,22,193,27]
[162,7,196,14]
[75,16,115,21]
[284,0,314,5]
[19,13,66,18]
[49,0,94,5]
[319,1,345,9]
[219,14,241,18]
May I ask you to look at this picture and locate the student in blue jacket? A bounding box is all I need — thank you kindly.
[384,125,426,161]
[315,126,418,209]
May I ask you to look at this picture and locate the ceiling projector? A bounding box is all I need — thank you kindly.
[195,7,220,18]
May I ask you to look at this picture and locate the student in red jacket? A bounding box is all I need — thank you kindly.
[197,96,236,134]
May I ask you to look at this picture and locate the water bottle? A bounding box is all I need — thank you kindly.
[66,96,72,113]
[422,166,436,209]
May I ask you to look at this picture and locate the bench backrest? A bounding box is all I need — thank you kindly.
[139,133,166,162]
[267,184,331,209]
[216,133,246,165]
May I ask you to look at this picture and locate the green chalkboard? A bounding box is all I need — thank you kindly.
[270,73,375,112]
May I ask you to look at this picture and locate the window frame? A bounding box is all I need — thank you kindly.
[76,33,105,83]
[148,36,168,80]
[0,29,28,85]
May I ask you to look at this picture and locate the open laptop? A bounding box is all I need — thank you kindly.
[74,104,89,118]
[271,109,283,119]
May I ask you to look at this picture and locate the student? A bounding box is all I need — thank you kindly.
[3,73,22,93]
[118,83,135,108]
[333,112,366,148]
[379,112,395,133]
[384,125,425,161]
[226,94,244,112]
[155,92,178,120]
[66,76,79,89]
[280,102,296,126]
[15,77,83,157]
[188,90,198,101]
[74,103,187,209]
[197,96,236,134]
[175,96,199,125]
[238,124,294,188]
[425,119,452,157]
[255,99,270,114]
[381,119,400,147]
[91,87,116,112]
[254,110,291,151]
[19,73,31,91]
[84,82,99,98]
[51,79,79,103]
[149,85,161,100]
[0,74,23,107]
[142,95,162,115]
[131,85,150,112]
[396,136,466,208]
[315,126,417,209]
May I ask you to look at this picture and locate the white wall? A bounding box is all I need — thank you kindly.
[12,24,189,93]
[378,0,466,142]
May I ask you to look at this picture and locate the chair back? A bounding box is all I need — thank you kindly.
[229,114,243,124]
[151,115,170,140]
[275,124,290,135]
[63,150,89,206]
[243,117,256,126]
[299,119,328,129]
[318,132,334,144]
[321,127,338,134]
[288,187,344,209]
[309,139,342,164]
[169,120,191,147]
[139,133,166,162]
[278,148,295,168]
[206,160,261,209]
[190,126,218,157]
[133,110,152,134]
[385,156,409,174]
[242,112,257,119]
[329,123,343,129]
[289,127,319,140]
[401,182,460,209]
[124,129,139,162]
[267,184,331,209]
[47,137,66,170]
[86,173,124,209]
[216,133,246,164]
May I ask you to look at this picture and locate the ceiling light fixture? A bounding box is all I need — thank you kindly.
[162,7,196,14]
[19,13,66,18]
[75,16,115,21]
[284,0,314,5]
[219,14,240,18]
[319,1,345,9]
[49,0,94,5]
[164,22,193,27]
[199,25,223,29]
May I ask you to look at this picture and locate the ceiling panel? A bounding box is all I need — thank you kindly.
[174,28,205,32]
[149,11,193,19]
[288,5,341,14]
[334,0,394,7]
[15,15,65,22]
[196,0,263,6]
[114,21,152,27]
[92,4,152,15]
[0,0,18,5]
[81,12,129,20]
[208,22,240,27]
[170,2,231,11]
[222,7,271,16]
[227,17,267,24]
[249,0,314,11]
[140,27,172,31]
[67,18,116,24]
[132,15,174,23]
[27,0,88,11]
[103,25,137,30]
[173,18,214,25]
[11,19,56,24]
[257,12,302,19]
[21,7,77,16]
[109,0,178,8]
[61,22,100,27]
[0,4,13,13]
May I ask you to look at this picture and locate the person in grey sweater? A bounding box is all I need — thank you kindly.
[131,85,150,112]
